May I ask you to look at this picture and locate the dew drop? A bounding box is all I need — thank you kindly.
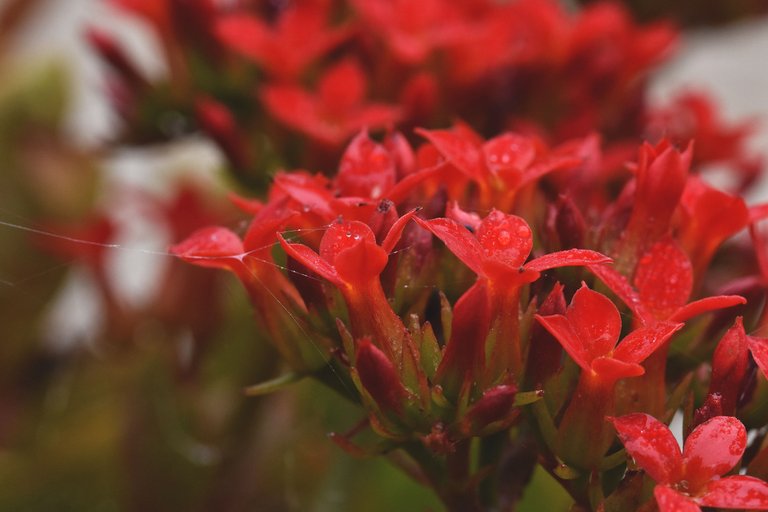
[516,225,531,238]
[497,230,511,246]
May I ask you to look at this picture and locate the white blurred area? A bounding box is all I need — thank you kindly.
[4,0,768,349]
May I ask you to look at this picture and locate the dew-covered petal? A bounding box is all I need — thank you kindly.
[413,217,484,276]
[613,322,683,364]
[415,127,484,179]
[682,416,746,488]
[525,249,611,273]
[475,210,533,271]
[610,413,683,485]
[634,237,692,320]
[171,226,244,271]
[697,475,768,509]
[566,285,622,360]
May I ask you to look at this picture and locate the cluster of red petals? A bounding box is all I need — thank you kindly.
[611,414,768,511]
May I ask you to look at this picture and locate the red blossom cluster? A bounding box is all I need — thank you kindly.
[77,0,768,510]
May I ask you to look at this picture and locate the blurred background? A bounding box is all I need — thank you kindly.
[1,0,768,510]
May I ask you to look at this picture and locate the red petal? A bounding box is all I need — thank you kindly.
[669,295,746,323]
[634,237,692,319]
[318,221,388,284]
[591,356,644,381]
[380,208,418,254]
[415,127,484,180]
[215,14,270,65]
[413,217,484,276]
[334,239,389,285]
[273,173,335,219]
[483,133,536,176]
[697,475,768,509]
[613,322,683,364]
[534,313,590,371]
[525,249,611,273]
[566,285,622,361]
[610,413,683,485]
[475,210,533,272]
[319,59,366,115]
[748,335,768,381]
[278,234,341,286]
[335,130,396,199]
[654,485,701,512]
[588,263,652,322]
[170,226,244,271]
[682,416,746,488]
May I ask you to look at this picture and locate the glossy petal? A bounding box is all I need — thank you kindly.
[568,285,622,360]
[171,226,244,271]
[634,238,692,319]
[525,249,611,273]
[682,416,746,488]
[654,485,700,512]
[613,322,683,364]
[534,313,590,371]
[279,234,341,286]
[415,128,484,179]
[483,133,536,176]
[475,210,533,273]
[697,475,768,509]
[319,221,388,284]
[413,217,484,275]
[669,295,746,323]
[336,130,396,199]
[591,357,644,381]
[588,263,652,322]
[610,413,683,485]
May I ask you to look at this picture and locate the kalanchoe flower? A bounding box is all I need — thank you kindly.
[415,124,583,212]
[415,209,610,392]
[610,413,768,511]
[278,210,426,394]
[215,2,350,80]
[261,59,401,147]
[535,284,682,469]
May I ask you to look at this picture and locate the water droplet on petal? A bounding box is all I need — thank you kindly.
[497,230,511,246]
[516,225,531,238]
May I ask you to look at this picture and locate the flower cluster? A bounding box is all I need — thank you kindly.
[76,0,768,510]
[171,123,768,509]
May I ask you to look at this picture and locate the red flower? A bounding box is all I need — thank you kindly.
[416,209,610,386]
[536,284,681,384]
[591,236,745,326]
[416,124,582,211]
[611,413,768,511]
[351,0,472,65]
[536,285,681,468]
[215,3,350,80]
[278,210,424,386]
[261,59,401,147]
